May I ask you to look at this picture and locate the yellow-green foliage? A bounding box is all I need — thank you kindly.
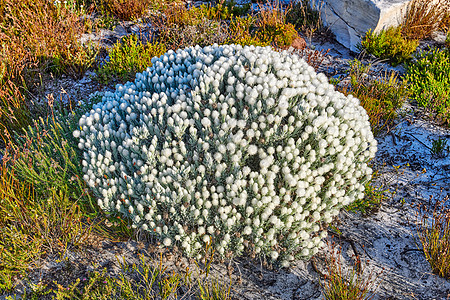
[360,27,418,66]
[256,22,298,48]
[97,34,166,83]
[406,49,450,125]
[227,16,270,47]
[255,2,299,48]
[197,0,251,20]
[346,173,387,216]
[227,11,299,48]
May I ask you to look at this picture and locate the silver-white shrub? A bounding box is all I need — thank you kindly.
[75,44,377,265]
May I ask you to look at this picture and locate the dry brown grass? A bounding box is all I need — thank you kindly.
[1,0,97,78]
[0,0,98,138]
[96,0,156,21]
[150,1,228,50]
[401,0,450,40]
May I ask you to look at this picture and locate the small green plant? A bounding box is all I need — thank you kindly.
[97,34,166,83]
[406,48,450,125]
[328,77,340,86]
[197,279,232,300]
[431,137,449,158]
[417,196,450,278]
[319,242,378,300]
[360,27,418,66]
[346,175,388,216]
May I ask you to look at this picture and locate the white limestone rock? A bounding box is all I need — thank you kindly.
[311,0,411,52]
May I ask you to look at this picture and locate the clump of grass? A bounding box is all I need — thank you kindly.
[1,0,98,79]
[318,242,378,300]
[151,2,228,50]
[254,1,299,48]
[401,0,450,40]
[430,137,450,158]
[338,59,408,135]
[417,195,450,278]
[406,48,450,125]
[97,34,166,83]
[286,0,322,34]
[360,27,418,66]
[93,0,155,21]
[0,100,100,291]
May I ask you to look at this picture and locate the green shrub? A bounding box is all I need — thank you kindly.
[406,48,450,124]
[256,21,298,48]
[226,8,299,48]
[360,27,418,66]
[198,0,251,20]
[97,34,166,83]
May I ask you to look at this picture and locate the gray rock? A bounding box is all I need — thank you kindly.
[311,0,410,52]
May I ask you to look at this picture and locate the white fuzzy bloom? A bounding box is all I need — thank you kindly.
[163,238,172,247]
[248,145,258,155]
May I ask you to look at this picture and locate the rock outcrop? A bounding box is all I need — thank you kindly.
[311,0,411,52]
